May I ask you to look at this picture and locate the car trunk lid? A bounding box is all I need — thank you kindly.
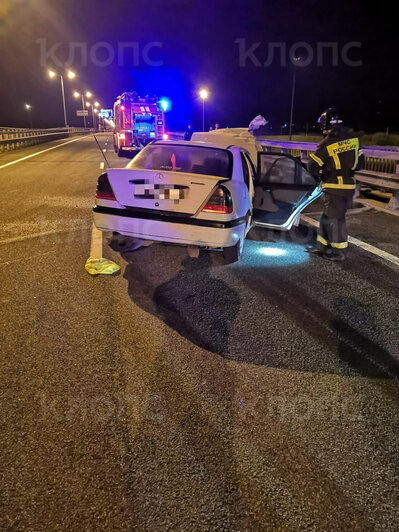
[106,168,228,215]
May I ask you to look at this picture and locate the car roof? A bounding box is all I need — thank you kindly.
[153,128,262,162]
[153,139,227,149]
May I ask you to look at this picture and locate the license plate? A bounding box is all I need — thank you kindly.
[134,183,188,200]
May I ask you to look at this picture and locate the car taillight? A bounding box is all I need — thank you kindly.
[201,185,233,214]
[162,133,169,140]
[119,133,125,140]
[96,173,116,201]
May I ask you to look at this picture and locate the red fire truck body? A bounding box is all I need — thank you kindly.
[113,92,167,157]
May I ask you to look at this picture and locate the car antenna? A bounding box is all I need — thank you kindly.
[94,134,111,168]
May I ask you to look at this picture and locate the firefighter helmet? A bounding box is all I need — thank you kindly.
[318,107,343,132]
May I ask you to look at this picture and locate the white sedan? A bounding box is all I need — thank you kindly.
[93,130,321,262]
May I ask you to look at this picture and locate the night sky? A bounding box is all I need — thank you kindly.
[0,0,397,132]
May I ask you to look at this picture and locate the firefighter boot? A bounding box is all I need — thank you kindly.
[324,250,346,262]
[305,245,327,256]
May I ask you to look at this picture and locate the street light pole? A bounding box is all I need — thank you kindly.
[60,74,68,128]
[288,68,296,140]
[74,91,88,128]
[81,94,86,128]
[92,105,96,129]
[289,57,301,141]
[49,70,75,128]
[87,102,96,129]
[199,88,209,132]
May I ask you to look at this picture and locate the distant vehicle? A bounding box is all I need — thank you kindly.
[113,92,169,157]
[94,129,322,263]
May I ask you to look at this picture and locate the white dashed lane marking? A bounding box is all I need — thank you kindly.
[301,214,399,267]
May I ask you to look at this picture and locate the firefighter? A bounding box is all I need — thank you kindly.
[184,123,193,141]
[306,107,365,261]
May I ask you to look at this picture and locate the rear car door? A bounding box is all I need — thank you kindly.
[253,152,322,230]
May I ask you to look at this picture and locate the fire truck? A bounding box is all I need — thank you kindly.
[113,92,169,157]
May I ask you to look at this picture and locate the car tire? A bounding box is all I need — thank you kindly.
[222,238,243,264]
[117,148,125,157]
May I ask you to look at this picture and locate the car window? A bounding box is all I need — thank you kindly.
[131,144,233,178]
[244,152,256,180]
[258,154,317,186]
[240,152,250,189]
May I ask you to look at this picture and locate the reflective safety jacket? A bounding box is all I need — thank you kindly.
[308,127,365,194]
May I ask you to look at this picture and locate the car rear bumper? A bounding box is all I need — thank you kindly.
[93,206,245,248]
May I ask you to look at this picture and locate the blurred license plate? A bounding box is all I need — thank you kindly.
[134,184,188,200]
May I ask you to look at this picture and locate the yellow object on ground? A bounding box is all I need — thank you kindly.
[85,257,120,275]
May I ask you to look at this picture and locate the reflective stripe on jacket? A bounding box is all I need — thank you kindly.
[308,127,365,192]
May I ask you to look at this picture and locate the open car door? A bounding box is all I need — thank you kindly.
[253,152,322,230]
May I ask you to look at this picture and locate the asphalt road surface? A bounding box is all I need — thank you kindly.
[1,134,398,531]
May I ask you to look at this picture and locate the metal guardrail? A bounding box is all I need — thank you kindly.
[258,139,399,175]
[167,131,185,140]
[0,127,91,152]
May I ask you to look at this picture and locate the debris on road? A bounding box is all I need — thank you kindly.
[84,257,120,275]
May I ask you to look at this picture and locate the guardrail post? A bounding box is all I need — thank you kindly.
[354,182,362,199]
[387,191,399,210]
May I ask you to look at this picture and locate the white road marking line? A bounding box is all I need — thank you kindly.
[0,135,90,170]
[300,214,399,267]
[0,227,84,245]
[347,236,399,266]
[89,223,104,258]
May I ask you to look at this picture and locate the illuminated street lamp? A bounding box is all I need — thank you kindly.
[73,90,87,128]
[48,69,76,127]
[24,103,33,128]
[85,91,92,99]
[94,101,100,108]
[199,88,209,132]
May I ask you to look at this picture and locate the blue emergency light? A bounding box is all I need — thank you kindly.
[159,98,171,112]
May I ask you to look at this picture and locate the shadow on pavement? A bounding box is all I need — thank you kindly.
[124,251,240,355]
[233,267,399,379]
[120,233,398,378]
[332,297,399,378]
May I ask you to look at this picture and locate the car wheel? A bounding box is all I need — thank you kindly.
[117,148,125,157]
[222,238,244,264]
